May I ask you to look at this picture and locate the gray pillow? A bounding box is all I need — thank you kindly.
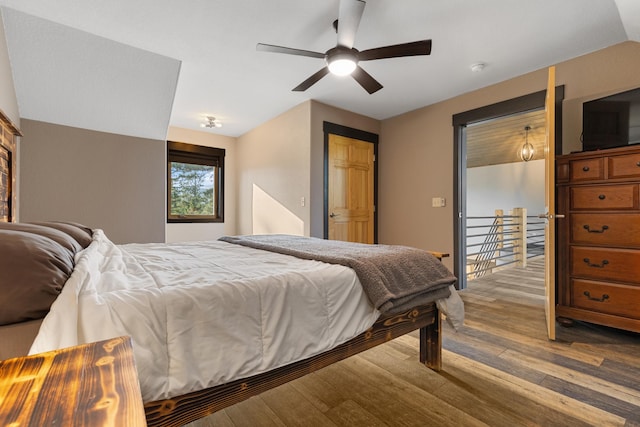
[0,222,82,253]
[29,221,93,249]
[0,230,74,325]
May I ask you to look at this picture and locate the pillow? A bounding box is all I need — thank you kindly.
[0,222,82,253]
[29,221,93,248]
[0,230,75,325]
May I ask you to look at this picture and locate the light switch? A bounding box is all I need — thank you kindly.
[432,197,446,208]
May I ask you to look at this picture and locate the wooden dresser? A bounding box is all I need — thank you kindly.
[556,145,640,333]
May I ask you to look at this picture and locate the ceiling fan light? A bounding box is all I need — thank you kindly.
[328,57,357,75]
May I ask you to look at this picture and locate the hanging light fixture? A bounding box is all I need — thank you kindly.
[201,116,222,128]
[519,125,535,162]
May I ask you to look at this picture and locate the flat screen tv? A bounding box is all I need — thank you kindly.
[582,86,640,151]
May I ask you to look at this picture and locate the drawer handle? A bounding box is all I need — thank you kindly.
[583,291,609,302]
[583,224,609,233]
[582,166,590,172]
[637,161,640,167]
[598,194,606,200]
[583,258,609,268]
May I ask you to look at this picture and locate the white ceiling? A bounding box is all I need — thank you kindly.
[0,0,637,140]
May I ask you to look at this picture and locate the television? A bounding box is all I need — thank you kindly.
[582,87,640,151]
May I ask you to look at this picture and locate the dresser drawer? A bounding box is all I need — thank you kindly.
[571,246,640,282]
[570,184,638,210]
[608,152,640,179]
[571,213,640,246]
[569,158,604,182]
[571,279,640,319]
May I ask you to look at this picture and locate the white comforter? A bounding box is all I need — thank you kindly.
[30,230,381,402]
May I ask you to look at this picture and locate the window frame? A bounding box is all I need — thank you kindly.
[167,140,225,223]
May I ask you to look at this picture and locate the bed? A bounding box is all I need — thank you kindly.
[0,222,463,427]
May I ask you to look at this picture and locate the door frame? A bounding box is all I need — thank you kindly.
[452,86,565,289]
[323,121,379,242]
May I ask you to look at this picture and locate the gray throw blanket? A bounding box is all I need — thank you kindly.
[219,235,457,314]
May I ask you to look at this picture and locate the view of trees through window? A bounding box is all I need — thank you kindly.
[167,140,224,223]
[170,162,216,216]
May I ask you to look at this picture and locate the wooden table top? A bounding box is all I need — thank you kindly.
[0,336,146,426]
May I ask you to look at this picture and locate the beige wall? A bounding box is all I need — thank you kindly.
[235,100,381,238]
[379,41,640,271]
[165,126,237,242]
[236,101,312,236]
[19,119,165,243]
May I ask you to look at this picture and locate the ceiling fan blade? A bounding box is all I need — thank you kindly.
[292,67,330,92]
[257,43,325,59]
[359,40,432,61]
[351,65,383,94]
[337,0,365,48]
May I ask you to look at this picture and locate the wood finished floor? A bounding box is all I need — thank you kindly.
[188,257,640,427]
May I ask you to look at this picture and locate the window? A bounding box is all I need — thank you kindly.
[167,141,225,223]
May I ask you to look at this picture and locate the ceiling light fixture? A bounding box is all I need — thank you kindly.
[470,62,485,72]
[201,116,222,128]
[519,125,535,162]
[326,47,358,76]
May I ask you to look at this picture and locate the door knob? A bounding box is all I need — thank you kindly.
[538,213,565,220]
[329,212,338,218]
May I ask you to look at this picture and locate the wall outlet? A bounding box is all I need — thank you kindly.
[432,197,446,208]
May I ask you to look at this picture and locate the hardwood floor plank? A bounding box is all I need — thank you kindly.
[598,359,640,391]
[224,396,286,427]
[337,356,489,427]
[443,350,627,427]
[541,375,640,424]
[440,359,593,427]
[324,400,388,427]
[430,381,535,427]
[260,383,337,427]
[499,349,640,405]
[461,318,604,366]
[313,362,433,426]
[186,408,235,427]
[571,341,640,367]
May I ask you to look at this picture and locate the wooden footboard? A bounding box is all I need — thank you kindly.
[144,303,441,427]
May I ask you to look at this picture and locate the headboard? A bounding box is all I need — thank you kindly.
[0,108,21,223]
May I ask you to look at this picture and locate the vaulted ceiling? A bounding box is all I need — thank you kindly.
[0,0,638,140]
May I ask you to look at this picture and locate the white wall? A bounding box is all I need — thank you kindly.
[0,10,19,126]
[165,126,237,242]
[466,159,545,217]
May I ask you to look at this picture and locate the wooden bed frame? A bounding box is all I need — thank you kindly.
[144,302,441,427]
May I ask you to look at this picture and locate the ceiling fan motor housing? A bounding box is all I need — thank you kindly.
[326,46,359,75]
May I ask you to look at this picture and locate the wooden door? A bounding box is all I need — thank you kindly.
[543,66,557,340]
[328,134,375,243]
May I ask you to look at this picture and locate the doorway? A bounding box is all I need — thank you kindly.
[323,122,378,243]
[453,87,564,289]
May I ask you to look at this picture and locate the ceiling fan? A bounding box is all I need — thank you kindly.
[256,0,432,94]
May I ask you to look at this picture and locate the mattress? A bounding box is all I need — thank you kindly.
[30,230,381,402]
